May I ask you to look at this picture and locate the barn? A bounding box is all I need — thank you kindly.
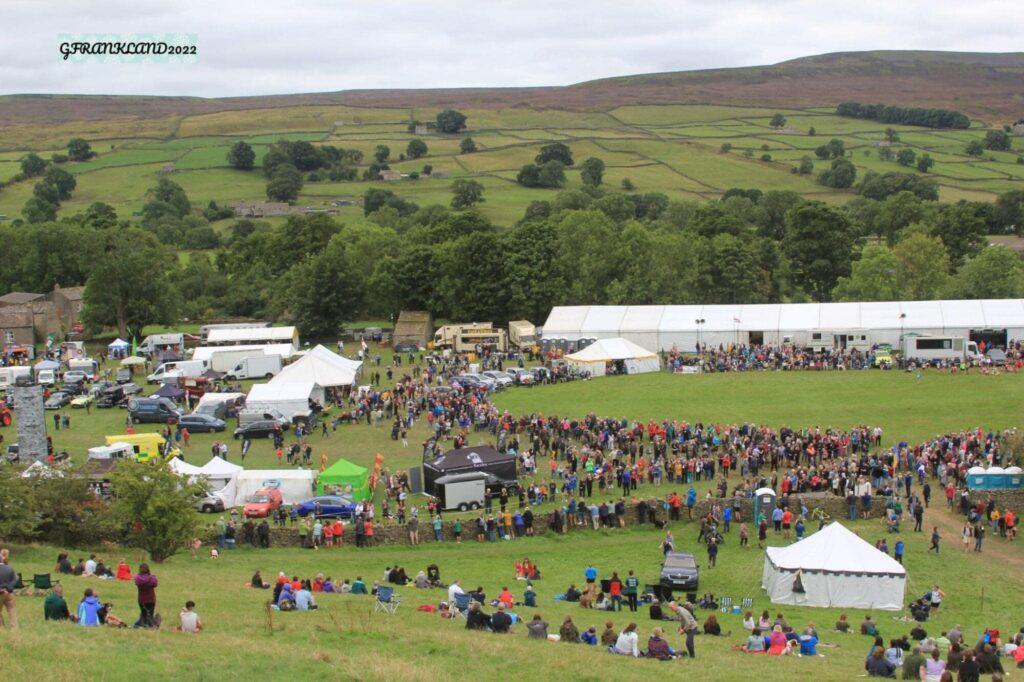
[540,300,1024,353]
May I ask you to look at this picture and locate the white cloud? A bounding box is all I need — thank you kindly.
[0,0,1020,97]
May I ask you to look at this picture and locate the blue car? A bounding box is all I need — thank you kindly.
[295,495,359,519]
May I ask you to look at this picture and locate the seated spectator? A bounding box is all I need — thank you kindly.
[757,610,771,630]
[527,613,549,639]
[861,614,878,636]
[647,626,677,660]
[94,560,112,578]
[773,612,789,631]
[742,628,767,653]
[295,583,317,611]
[865,646,897,677]
[72,558,86,576]
[176,601,203,633]
[55,553,73,575]
[649,598,671,621]
[491,603,513,633]
[704,614,722,636]
[601,620,618,647]
[836,614,850,632]
[911,623,928,641]
[468,586,486,604]
[977,643,1004,674]
[312,575,324,592]
[803,622,819,639]
[885,639,904,668]
[611,622,640,656]
[44,584,75,622]
[564,584,581,602]
[742,611,755,631]
[115,559,132,581]
[465,602,490,630]
[593,592,610,611]
[957,650,979,681]
[799,632,819,656]
[277,583,295,610]
[581,626,598,645]
[77,588,102,626]
[249,569,270,589]
[523,584,537,608]
[560,615,580,643]
[323,578,337,593]
[414,571,430,589]
[498,586,514,609]
[351,577,368,595]
[768,625,789,655]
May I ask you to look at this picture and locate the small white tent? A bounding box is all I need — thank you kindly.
[762,523,906,610]
[247,381,319,420]
[168,457,204,477]
[564,337,660,377]
[199,457,244,506]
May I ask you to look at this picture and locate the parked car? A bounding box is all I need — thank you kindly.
[659,551,700,596]
[70,393,95,409]
[178,413,227,433]
[294,495,359,519]
[482,370,514,388]
[63,370,89,385]
[987,348,1007,362]
[393,342,419,353]
[233,419,286,440]
[462,373,498,390]
[121,382,144,397]
[96,385,126,408]
[506,367,533,385]
[44,391,72,409]
[116,367,133,384]
[127,397,183,424]
[243,487,283,518]
[194,493,226,513]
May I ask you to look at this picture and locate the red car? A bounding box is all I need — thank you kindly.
[243,487,283,518]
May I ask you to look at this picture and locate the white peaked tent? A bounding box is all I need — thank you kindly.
[762,523,906,610]
[272,344,361,389]
[199,457,244,506]
[564,337,660,377]
[168,457,204,477]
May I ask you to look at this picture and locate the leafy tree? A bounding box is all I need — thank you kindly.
[932,201,987,266]
[67,137,95,161]
[537,160,567,188]
[84,202,118,229]
[580,157,605,187]
[82,228,178,340]
[24,467,114,546]
[894,232,951,299]
[769,113,787,129]
[621,178,634,191]
[884,128,901,143]
[985,130,1012,151]
[361,188,417,217]
[51,153,68,164]
[753,190,802,241]
[896,148,917,167]
[373,144,390,163]
[517,164,541,188]
[720,143,732,153]
[21,197,58,223]
[878,146,895,161]
[782,201,854,300]
[761,153,772,162]
[435,109,468,134]
[450,178,485,210]
[406,139,428,159]
[20,152,46,177]
[993,190,1024,235]
[835,102,969,129]
[151,178,192,216]
[33,180,62,206]
[0,466,37,540]
[833,245,899,301]
[460,137,478,154]
[950,246,1024,298]
[875,191,932,245]
[43,167,76,200]
[965,140,985,157]
[818,158,857,188]
[856,171,938,201]
[808,126,816,136]
[277,234,366,337]
[226,141,256,170]
[108,460,206,563]
[266,164,303,202]
[916,154,935,173]
[797,156,814,175]
[535,143,574,166]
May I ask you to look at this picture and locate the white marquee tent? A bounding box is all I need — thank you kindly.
[247,381,320,420]
[271,344,361,389]
[542,300,1024,351]
[564,337,660,377]
[762,522,906,610]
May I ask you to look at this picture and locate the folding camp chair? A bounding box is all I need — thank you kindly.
[451,593,471,622]
[719,596,733,614]
[32,573,55,596]
[374,586,400,615]
[741,597,753,609]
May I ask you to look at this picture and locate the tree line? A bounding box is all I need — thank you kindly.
[835,102,970,129]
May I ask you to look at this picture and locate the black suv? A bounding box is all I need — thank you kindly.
[659,551,700,598]
[233,419,286,439]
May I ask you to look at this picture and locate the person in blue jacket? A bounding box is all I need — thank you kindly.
[78,589,102,626]
[686,488,697,519]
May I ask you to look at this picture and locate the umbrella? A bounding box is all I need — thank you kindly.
[121,356,146,366]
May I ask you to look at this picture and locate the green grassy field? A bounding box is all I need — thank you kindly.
[0,103,1018,225]
[4,367,1024,680]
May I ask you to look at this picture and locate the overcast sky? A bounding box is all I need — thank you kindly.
[2,0,1022,97]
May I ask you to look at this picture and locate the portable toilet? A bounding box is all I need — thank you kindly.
[754,487,777,523]
[1006,466,1023,489]
[966,466,991,491]
[987,467,1008,490]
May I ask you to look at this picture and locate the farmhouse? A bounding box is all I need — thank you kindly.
[379,169,403,181]
[230,201,303,217]
[541,300,1024,352]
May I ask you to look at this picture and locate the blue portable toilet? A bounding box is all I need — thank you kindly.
[1006,467,1024,489]
[754,487,776,523]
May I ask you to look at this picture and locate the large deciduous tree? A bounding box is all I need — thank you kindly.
[580,157,605,187]
[450,179,485,210]
[226,141,256,170]
[782,201,854,300]
[832,245,899,301]
[435,109,468,134]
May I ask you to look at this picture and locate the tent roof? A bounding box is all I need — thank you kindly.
[152,384,184,399]
[271,344,360,388]
[169,457,204,476]
[427,446,514,471]
[192,344,296,361]
[207,326,296,343]
[34,359,59,370]
[195,392,245,409]
[236,469,316,481]
[199,457,244,477]
[108,338,129,348]
[248,381,315,403]
[765,523,906,577]
[320,458,368,478]
[565,337,657,362]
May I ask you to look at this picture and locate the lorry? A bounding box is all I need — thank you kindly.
[806,331,871,352]
[147,359,208,384]
[104,433,175,463]
[508,320,537,351]
[433,322,493,348]
[432,472,487,511]
[225,354,283,380]
[0,366,33,390]
[901,335,982,363]
[433,323,508,353]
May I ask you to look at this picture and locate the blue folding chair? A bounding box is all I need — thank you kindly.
[374,586,400,615]
[452,592,471,622]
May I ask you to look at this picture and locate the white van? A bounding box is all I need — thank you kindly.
[147,360,207,384]
[0,366,33,389]
[902,335,982,362]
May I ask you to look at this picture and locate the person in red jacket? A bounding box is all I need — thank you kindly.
[134,563,158,628]
[115,559,132,581]
[609,572,624,612]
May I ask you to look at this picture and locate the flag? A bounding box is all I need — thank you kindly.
[361,338,368,353]
[131,337,138,357]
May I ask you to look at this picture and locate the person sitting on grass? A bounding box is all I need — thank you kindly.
[526,613,549,639]
[490,603,513,634]
[115,559,132,581]
[465,602,490,631]
[866,645,897,677]
[249,569,270,589]
[176,601,203,633]
[601,620,618,647]
[581,626,598,645]
[351,577,368,595]
[77,588,102,626]
[742,627,767,653]
[611,622,641,657]
[861,614,878,636]
[560,615,580,643]
[649,598,672,621]
[647,626,678,660]
[277,583,295,610]
[295,582,317,611]
[768,625,789,655]
[44,584,75,622]
[523,583,537,608]
[704,614,722,636]
[324,578,338,593]
[564,584,581,602]
[836,614,850,632]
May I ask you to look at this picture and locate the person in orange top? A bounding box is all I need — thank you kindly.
[115,559,132,581]
[332,519,343,547]
[323,523,334,548]
[515,561,524,579]
[781,509,794,538]
[275,446,283,464]
[1005,509,1016,540]
[312,575,324,592]
[498,586,514,608]
[364,519,374,546]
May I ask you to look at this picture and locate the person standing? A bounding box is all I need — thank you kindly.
[624,570,640,613]
[671,601,698,658]
[973,521,985,552]
[216,516,226,549]
[408,516,419,545]
[707,538,718,568]
[609,572,623,612]
[929,526,941,553]
[134,563,158,628]
[0,548,17,628]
